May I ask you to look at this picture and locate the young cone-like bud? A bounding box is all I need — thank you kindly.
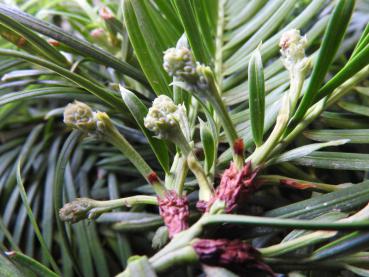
[144,95,187,140]
[193,239,275,276]
[163,47,196,79]
[63,101,115,138]
[59,198,97,223]
[197,161,258,213]
[280,29,307,62]
[280,29,310,73]
[163,47,209,92]
[279,29,311,117]
[63,101,96,132]
[158,190,189,238]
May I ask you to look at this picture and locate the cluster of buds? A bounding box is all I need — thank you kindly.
[279,29,310,74]
[163,46,241,165]
[163,47,209,92]
[193,239,275,276]
[197,161,258,213]
[158,190,189,238]
[163,47,196,80]
[59,198,97,223]
[63,101,113,138]
[144,95,188,141]
[64,101,96,132]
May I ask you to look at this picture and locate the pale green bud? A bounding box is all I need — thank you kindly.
[144,95,187,140]
[163,47,196,78]
[63,101,117,138]
[163,47,209,91]
[63,101,97,132]
[59,198,97,223]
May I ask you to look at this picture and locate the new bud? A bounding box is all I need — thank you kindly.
[59,198,97,223]
[63,101,96,132]
[280,29,310,73]
[163,47,196,79]
[163,47,209,91]
[280,29,307,62]
[144,95,187,140]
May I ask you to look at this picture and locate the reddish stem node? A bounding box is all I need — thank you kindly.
[233,138,244,156]
[148,171,160,184]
